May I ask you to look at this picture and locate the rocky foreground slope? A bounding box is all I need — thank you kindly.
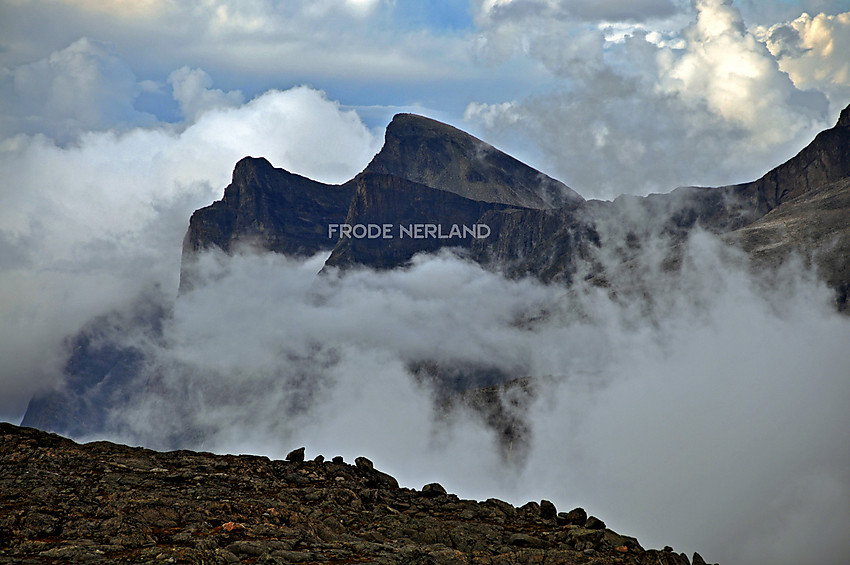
[0,423,714,565]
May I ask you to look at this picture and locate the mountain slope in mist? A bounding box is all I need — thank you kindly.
[16,105,850,565]
[180,105,850,296]
[22,104,850,441]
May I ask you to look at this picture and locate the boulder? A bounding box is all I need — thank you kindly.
[285,447,305,462]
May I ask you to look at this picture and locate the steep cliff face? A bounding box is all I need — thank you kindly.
[726,176,850,310]
[729,104,850,214]
[180,108,850,290]
[180,156,354,290]
[362,113,583,210]
[324,173,507,270]
[176,107,850,289]
[21,107,850,444]
[469,207,603,284]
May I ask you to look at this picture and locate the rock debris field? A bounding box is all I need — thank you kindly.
[0,423,715,564]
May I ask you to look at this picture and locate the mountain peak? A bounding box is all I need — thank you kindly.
[364,113,583,210]
[387,112,460,134]
[838,103,850,128]
[234,155,273,171]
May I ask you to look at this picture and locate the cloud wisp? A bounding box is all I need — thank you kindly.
[0,83,381,421]
[63,230,850,565]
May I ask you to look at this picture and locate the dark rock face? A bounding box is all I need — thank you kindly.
[178,107,850,294]
[469,206,603,283]
[179,114,585,288]
[0,423,716,565]
[179,156,355,291]
[324,173,508,270]
[738,104,850,213]
[20,106,850,456]
[725,176,850,310]
[363,113,583,210]
[20,287,166,438]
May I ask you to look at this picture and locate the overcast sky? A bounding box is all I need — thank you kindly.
[2,0,850,195]
[2,3,850,563]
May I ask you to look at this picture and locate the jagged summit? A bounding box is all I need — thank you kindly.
[839,104,850,128]
[22,106,850,440]
[178,155,354,291]
[736,101,850,212]
[363,113,583,210]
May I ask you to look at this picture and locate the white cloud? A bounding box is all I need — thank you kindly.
[0,84,381,422]
[343,0,383,16]
[0,37,154,140]
[475,0,681,24]
[758,10,850,110]
[71,232,850,565]
[0,0,473,103]
[48,0,167,18]
[465,0,833,198]
[168,66,244,123]
[661,0,827,147]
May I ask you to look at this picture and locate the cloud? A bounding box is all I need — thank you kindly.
[475,0,681,23]
[0,0,475,106]
[0,37,154,141]
[342,0,384,16]
[758,10,850,108]
[67,231,850,565]
[661,0,828,147]
[465,0,834,199]
[48,0,168,19]
[0,83,381,422]
[168,67,244,123]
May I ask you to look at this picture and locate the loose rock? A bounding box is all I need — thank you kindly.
[539,499,557,520]
[0,423,719,565]
[558,507,587,527]
[421,482,447,497]
[355,456,373,470]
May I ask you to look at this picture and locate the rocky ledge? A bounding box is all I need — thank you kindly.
[0,423,715,565]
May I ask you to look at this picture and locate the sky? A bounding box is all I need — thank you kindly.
[2,0,850,195]
[2,1,850,564]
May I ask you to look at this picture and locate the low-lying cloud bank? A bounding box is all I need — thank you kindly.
[68,232,850,565]
[0,83,382,421]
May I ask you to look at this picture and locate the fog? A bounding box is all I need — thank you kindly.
[0,84,381,420]
[67,230,850,565]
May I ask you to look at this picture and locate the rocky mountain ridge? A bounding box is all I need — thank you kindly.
[363,113,583,210]
[14,106,849,565]
[180,105,850,298]
[21,103,850,443]
[0,422,716,565]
